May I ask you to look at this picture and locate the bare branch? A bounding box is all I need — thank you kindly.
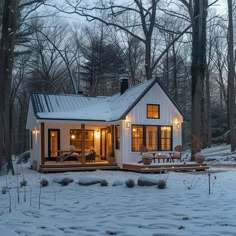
[152,24,192,70]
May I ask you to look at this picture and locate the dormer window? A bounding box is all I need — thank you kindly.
[147,104,160,119]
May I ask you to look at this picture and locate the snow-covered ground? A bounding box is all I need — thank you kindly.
[1,144,236,236]
[183,144,236,163]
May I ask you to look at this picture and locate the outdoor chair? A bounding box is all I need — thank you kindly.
[169,145,182,162]
[86,151,96,162]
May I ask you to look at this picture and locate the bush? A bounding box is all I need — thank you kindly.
[20,179,27,188]
[100,179,108,186]
[40,179,49,187]
[157,179,167,189]
[1,186,7,194]
[125,179,135,188]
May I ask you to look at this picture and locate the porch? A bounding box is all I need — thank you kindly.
[41,122,116,166]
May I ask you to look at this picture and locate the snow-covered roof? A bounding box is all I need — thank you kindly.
[31,78,185,122]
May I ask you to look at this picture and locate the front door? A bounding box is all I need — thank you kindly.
[101,126,113,161]
[48,129,60,157]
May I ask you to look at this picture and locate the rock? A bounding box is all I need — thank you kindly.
[78,176,106,186]
[106,230,118,235]
[112,180,123,186]
[178,225,185,230]
[53,177,74,186]
[137,176,159,186]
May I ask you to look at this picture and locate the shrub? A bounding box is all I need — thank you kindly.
[1,186,7,194]
[157,179,167,189]
[20,179,27,188]
[125,179,135,188]
[100,179,108,186]
[40,179,49,187]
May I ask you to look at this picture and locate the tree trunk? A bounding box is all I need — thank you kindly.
[145,37,152,80]
[172,39,178,100]
[205,66,211,147]
[191,0,208,160]
[0,0,18,174]
[227,0,236,152]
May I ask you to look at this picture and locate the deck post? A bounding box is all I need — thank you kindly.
[111,125,115,155]
[41,122,45,165]
[81,124,85,163]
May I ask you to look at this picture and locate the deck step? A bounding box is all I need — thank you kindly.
[122,163,209,173]
[40,165,120,173]
[140,166,209,173]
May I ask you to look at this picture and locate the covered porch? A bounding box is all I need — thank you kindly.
[39,121,118,166]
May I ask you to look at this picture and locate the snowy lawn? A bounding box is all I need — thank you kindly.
[1,164,236,236]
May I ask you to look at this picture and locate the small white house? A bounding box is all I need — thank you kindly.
[26,78,185,171]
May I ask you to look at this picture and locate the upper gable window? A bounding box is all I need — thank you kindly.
[147,104,160,119]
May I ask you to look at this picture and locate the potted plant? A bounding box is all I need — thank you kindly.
[142,152,153,165]
[108,151,115,164]
[195,152,205,163]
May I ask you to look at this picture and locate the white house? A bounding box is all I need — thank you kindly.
[26,78,185,171]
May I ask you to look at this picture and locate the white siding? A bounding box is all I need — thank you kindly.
[121,82,183,163]
[30,122,41,168]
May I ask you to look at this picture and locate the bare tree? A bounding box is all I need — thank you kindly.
[0,0,47,173]
[227,0,236,151]
[47,0,191,80]
[0,0,19,174]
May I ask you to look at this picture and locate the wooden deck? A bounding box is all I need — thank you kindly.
[40,161,209,173]
[122,163,209,173]
[40,162,119,173]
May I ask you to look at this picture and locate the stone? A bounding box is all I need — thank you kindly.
[112,180,123,186]
[53,177,74,186]
[137,176,159,186]
[78,176,106,186]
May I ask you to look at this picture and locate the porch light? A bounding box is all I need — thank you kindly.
[125,116,130,128]
[95,129,100,137]
[174,118,180,129]
[32,126,39,135]
[125,122,131,128]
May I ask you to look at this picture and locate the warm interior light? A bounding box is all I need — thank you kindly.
[95,129,100,137]
[51,132,55,137]
[71,134,76,139]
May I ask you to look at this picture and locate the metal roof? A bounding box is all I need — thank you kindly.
[30,78,186,121]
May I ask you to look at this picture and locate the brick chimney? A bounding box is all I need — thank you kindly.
[120,78,128,95]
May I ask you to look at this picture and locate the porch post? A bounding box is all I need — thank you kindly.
[41,122,45,165]
[111,125,115,155]
[81,124,85,163]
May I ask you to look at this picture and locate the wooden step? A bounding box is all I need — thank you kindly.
[140,166,209,173]
[40,165,120,173]
[122,163,209,173]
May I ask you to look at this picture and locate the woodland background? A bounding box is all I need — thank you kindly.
[0,0,235,173]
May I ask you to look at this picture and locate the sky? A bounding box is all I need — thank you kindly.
[38,0,230,25]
